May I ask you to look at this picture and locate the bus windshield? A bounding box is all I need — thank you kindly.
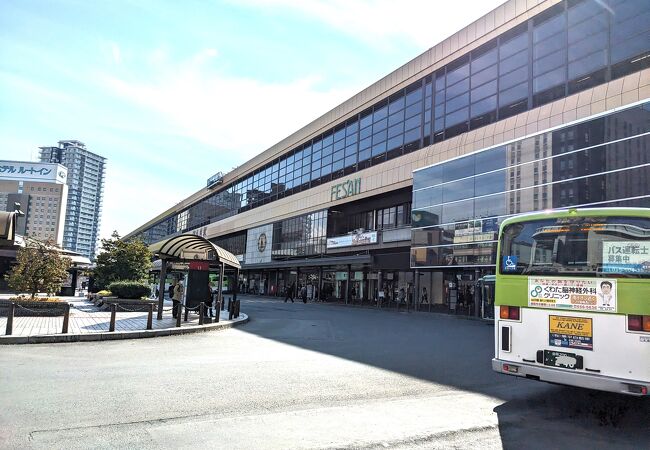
[500,216,650,277]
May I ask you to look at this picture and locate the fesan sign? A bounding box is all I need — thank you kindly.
[331,178,361,201]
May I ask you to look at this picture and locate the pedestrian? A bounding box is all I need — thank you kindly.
[285,281,295,303]
[350,286,356,303]
[422,287,428,305]
[301,285,307,303]
[172,279,184,318]
[206,280,214,318]
[398,287,406,311]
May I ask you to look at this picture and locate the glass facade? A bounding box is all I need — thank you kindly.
[135,0,650,245]
[271,210,327,259]
[411,101,650,268]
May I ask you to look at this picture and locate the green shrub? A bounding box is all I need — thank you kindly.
[107,281,151,299]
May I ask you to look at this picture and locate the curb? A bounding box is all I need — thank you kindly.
[0,314,249,345]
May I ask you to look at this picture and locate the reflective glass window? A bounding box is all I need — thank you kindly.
[443,155,474,182]
[500,65,528,91]
[387,122,404,139]
[387,134,404,151]
[360,113,373,129]
[389,96,405,114]
[446,107,469,126]
[475,146,506,173]
[446,63,469,85]
[471,79,497,101]
[569,50,607,79]
[404,127,421,143]
[413,187,442,209]
[499,82,528,105]
[405,114,421,131]
[533,66,566,93]
[471,95,497,117]
[533,12,566,43]
[406,87,423,105]
[405,102,422,118]
[569,31,607,61]
[388,110,405,127]
[533,51,566,77]
[533,33,566,60]
[442,198,474,223]
[471,47,497,73]
[500,49,528,75]
[447,78,470,98]
[471,65,497,88]
[447,93,469,113]
[443,177,475,202]
[414,165,443,189]
[500,32,527,59]
[474,170,506,196]
[373,105,388,121]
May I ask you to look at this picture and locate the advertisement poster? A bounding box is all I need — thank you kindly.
[528,276,617,313]
[602,241,650,274]
[549,315,593,351]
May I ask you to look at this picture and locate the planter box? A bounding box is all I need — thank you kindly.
[103,298,158,312]
[0,300,69,317]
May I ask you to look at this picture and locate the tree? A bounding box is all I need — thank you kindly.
[93,231,152,290]
[5,239,71,299]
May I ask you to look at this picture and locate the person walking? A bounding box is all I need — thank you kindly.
[300,284,307,303]
[284,282,295,303]
[172,279,184,318]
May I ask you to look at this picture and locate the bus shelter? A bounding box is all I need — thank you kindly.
[149,234,241,320]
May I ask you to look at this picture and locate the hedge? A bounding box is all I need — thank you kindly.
[107,281,151,299]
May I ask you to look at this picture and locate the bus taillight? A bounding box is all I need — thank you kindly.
[500,305,520,320]
[627,315,650,332]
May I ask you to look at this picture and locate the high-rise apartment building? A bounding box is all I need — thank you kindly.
[39,140,106,260]
[0,160,68,245]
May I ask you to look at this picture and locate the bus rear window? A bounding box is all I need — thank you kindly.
[499,216,650,277]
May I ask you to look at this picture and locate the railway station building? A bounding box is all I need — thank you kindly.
[126,0,650,312]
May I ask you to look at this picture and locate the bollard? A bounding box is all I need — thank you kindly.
[199,302,205,325]
[184,304,189,322]
[109,304,116,332]
[227,298,232,313]
[214,301,221,323]
[147,304,153,330]
[228,300,234,320]
[5,302,14,336]
[176,304,182,328]
[221,298,226,311]
[61,303,70,334]
[235,299,240,318]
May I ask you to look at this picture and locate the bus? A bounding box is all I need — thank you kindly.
[492,208,650,396]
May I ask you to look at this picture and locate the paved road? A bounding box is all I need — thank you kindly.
[1,296,648,449]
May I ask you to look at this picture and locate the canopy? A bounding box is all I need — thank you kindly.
[148,234,241,269]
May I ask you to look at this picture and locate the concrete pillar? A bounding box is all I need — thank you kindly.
[218,262,225,306]
[377,270,383,308]
[318,266,323,301]
[414,269,420,311]
[345,264,351,304]
[156,258,167,320]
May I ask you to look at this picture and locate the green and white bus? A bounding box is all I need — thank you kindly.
[493,208,650,396]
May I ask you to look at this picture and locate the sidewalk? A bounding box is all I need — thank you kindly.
[0,295,248,344]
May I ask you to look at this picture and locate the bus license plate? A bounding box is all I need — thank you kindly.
[543,350,583,370]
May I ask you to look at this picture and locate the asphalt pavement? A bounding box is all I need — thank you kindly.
[0,295,648,449]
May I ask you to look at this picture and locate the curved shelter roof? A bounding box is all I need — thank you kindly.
[148,234,241,269]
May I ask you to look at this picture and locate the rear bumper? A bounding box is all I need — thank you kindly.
[492,358,649,396]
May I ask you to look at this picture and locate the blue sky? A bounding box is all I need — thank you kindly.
[0,0,504,239]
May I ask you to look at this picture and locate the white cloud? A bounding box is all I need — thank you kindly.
[99,52,359,168]
[232,0,506,50]
[111,42,122,64]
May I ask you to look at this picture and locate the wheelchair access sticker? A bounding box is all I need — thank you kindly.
[502,255,518,272]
